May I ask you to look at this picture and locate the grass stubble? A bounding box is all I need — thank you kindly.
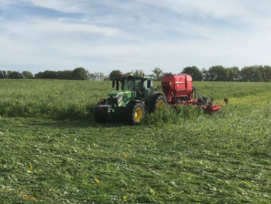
[0,80,271,203]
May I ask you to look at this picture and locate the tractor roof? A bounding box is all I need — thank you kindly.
[120,75,152,80]
[114,74,152,81]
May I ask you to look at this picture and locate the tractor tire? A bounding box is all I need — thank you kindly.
[123,102,145,125]
[94,104,111,123]
[150,95,167,113]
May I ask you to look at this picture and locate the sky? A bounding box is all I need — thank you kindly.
[1,0,271,75]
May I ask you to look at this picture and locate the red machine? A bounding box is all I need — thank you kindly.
[161,75,228,113]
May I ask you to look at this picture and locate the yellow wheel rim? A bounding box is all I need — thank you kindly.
[157,100,164,110]
[134,107,143,122]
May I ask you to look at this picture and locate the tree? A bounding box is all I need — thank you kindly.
[58,70,72,79]
[0,70,7,79]
[88,73,96,81]
[152,67,163,80]
[133,70,143,76]
[34,72,43,79]
[263,65,271,81]
[95,72,105,81]
[72,67,88,80]
[109,70,121,80]
[201,68,210,81]
[225,67,240,81]
[240,66,263,82]
[208,66,227,81]
[181,66,203,81]
[163,72,173,75]
[258,66,266,82]
[9,71,23,79]
[22,71,33,79]
[42,70,58,79]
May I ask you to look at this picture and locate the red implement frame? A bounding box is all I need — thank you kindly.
[161,75,228,113]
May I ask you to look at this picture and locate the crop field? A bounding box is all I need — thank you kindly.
[0,79,271,203]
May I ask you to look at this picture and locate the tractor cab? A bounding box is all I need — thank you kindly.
[122,78,143,92]
[112,74,153,99]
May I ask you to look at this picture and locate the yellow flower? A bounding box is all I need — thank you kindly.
[32,101,34,104]
[122,153,127,157]
[123,196,127,199]
[27,170,32,174]
[30,163,33,169]
[23,194,37,200]
[95,178,100,183]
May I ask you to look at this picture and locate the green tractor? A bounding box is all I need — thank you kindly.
[94,73,166,125]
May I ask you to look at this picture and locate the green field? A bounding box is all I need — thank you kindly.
[0,80,271,203]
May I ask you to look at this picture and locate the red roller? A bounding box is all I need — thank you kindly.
[162,74,193,102]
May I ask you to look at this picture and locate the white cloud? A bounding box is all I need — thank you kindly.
[1,0,271,75]
[1,17,129,44]
[20,0,85,13]
[140,0,271,20]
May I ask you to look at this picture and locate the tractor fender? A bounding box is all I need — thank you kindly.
[129,99,145,106]
[149,92,163,105]
[147,92,167,113]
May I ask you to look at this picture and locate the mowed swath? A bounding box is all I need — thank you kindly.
[0,79,271,203]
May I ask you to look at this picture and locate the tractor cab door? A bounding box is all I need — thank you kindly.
[143,79,153,100]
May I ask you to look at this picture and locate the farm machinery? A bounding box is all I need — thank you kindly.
[161,75,228,113]
[94,73,228,125]
[94,73,166,125]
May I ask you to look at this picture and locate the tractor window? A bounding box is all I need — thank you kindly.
[143,80,153,90]
[123,79,133,90]
[123,79,142,91]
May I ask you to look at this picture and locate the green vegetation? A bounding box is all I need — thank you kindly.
[2,64,271,82]
[0,80,271,203]
[181,66,203,81]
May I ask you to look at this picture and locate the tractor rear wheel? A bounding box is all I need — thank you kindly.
[150,95,167,113]
[123,102,145,125]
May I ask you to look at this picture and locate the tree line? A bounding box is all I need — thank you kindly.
[0,67,106,81]
[1,65,271,82]
[149,65,271,82]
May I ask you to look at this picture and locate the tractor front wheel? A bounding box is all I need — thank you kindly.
[123,102,145,125]
[150,95,167,113]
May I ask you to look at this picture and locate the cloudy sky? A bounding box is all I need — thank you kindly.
[1,0,271,75]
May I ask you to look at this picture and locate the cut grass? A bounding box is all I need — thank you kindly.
[0,80,271,203]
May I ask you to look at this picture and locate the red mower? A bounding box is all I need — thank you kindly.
[161,75,228,113]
